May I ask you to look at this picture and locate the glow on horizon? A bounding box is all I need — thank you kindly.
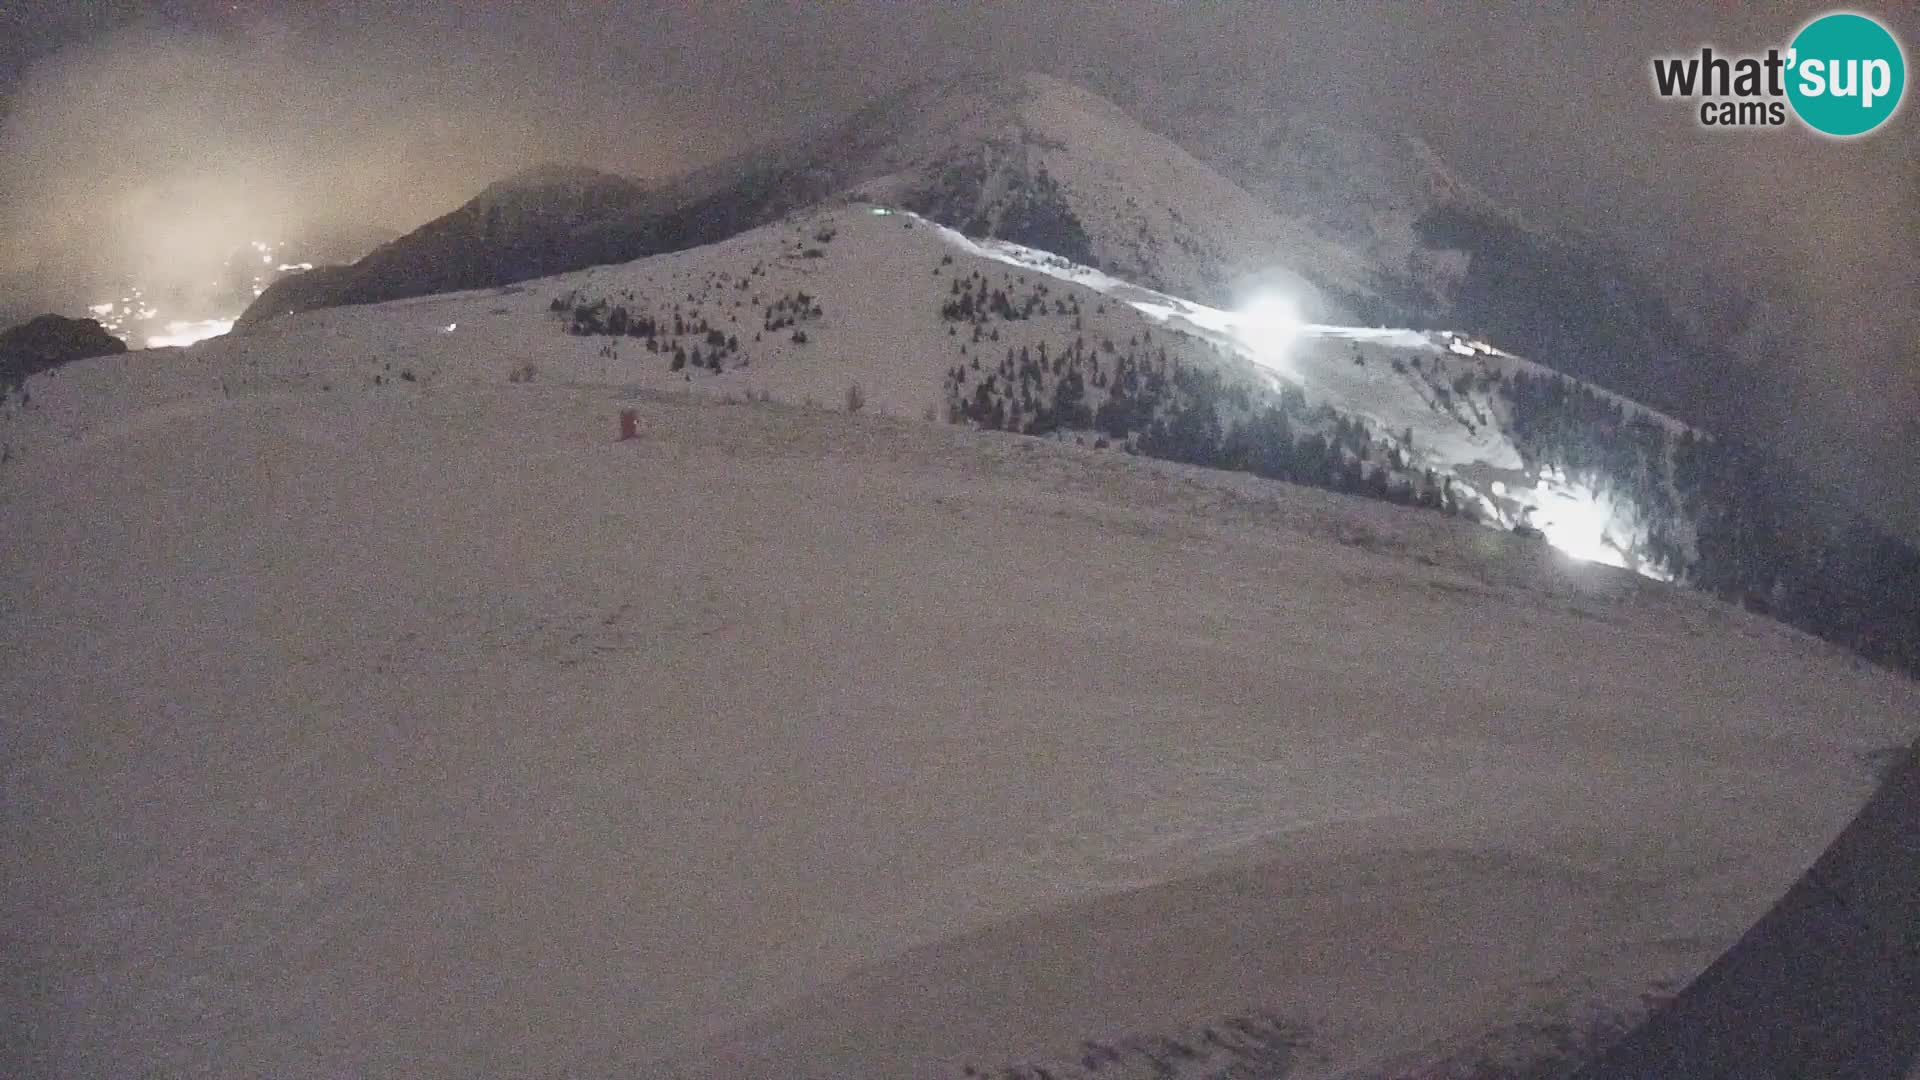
[145,318,235,349]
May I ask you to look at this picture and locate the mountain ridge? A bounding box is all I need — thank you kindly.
[241,73,1373,328]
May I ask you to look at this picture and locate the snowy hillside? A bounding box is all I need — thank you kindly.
[1118,96,1759,446]
[5,325,1916,1076]
[9,203,1704,582]
[928,219,1700,578]
[40,189,1920,674]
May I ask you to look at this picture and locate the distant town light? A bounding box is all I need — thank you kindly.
[144,318,234,349]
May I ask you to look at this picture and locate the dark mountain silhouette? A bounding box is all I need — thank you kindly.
[1,313,127,392]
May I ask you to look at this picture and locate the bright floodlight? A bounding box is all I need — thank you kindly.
[1236,293,1304,368]
[1532,485,1627,569]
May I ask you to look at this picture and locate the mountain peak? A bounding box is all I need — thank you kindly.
[471,164,648,214]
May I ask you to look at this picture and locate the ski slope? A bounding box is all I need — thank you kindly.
[3,367,1915,1077]
[2,198,1915,1073]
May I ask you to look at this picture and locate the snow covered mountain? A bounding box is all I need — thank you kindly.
[42,197,1920,681]
[238,73,1763,447]
[520,206,1920,675]
[113,203,1690,576]
[239,165,653,326]
[241,74,1387,330]
[1088,92,1758,437]
[7,234,1919,1075]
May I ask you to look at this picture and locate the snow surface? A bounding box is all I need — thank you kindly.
[3,254,1917,1075]
[6,201,1699,585]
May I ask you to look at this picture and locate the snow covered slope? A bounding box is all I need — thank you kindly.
[930,218,1699,577]
[4,339,1915,1076]
[11,204,1702,580]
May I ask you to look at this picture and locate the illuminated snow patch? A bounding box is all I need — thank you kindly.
[145,318,235,349]
[1234,294,1305,369]
[1524,480,1630,570]
[916,211,1418,355]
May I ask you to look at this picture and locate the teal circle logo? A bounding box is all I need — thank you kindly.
[1787,12,1906,136]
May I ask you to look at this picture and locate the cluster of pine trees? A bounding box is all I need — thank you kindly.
[550,281,836,378]
[1675,435,1920,675]
[1494,360,1920,677]
[941,269,1071,325]
[941,306,1465,516]
[763,291,822,340]
[559,295,743,372]
[1501,369,1689,575]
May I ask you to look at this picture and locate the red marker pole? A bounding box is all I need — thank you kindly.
[618,409,638,441]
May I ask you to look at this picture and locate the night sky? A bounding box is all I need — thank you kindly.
[2,1,1914,529]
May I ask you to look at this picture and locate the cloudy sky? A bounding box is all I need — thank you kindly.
[2,1,1914,525]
